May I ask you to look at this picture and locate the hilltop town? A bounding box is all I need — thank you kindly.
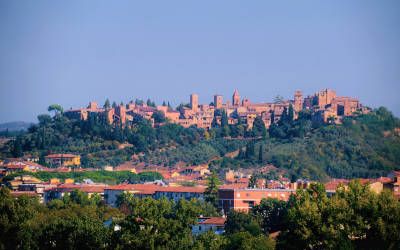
[64,88,370,130]
[1,87,399,211]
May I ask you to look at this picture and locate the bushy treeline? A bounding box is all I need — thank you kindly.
[0,187,274,250]
[1,180,399,250]
[3,171,163,185]
[209,107,400,180]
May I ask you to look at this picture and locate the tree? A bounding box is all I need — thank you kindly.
[221,110,229,127]
[252,116,267,138]
[245,142,255,159]
[220,110,230,137]
[146,98,156,107]
[277,181,400,250]
[37,114,52,125]
[288,104,294,122]
[104,98,111,109]
[258,144,263,163]
[204,172,221,208]
[193,230,227,250]
[135,99,144,106]
[0,187,40,249]
[225,210,262,236]
[248,175,257,188]
[112,101,117,108]
[48,104,63,116]
[152,110,166,123]
[12,136,23,157]
[252,198,288,233]
[226,232,275,250]
[270,111,275,124]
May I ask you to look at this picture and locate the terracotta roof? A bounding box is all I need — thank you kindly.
[50,184,107,193]
[45,154,79,158]
[157,186,205,193]
[324,179,349,190]
[105,184,205,194]
[198,217,226,225]
[220,183,248,189]
[5,165,26,169]
[10,191,38,197]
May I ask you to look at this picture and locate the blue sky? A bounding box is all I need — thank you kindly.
[0,0,399,122]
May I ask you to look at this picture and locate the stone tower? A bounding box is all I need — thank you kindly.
[190,93,199,112]
[214,95,223,109]
[232,89,240,107]
[294,90,303,112]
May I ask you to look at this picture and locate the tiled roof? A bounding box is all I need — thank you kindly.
[198,217,226,225]
[5,165,26,169]
[105,184,205,194]
[50,184,107,193]
[10,191,38,197]
[324,179,349,190]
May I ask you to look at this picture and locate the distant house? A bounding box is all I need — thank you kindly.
[192,217,226,235]
[45,154,80,167]
[44,184,107,203]
[104,184,205,207]
[218,187,295,212]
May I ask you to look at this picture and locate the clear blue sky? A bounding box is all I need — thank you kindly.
[0,0,399,123]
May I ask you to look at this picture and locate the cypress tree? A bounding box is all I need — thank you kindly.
[288,104,294,122]
[103,99,111,109]
[258,144,263,163]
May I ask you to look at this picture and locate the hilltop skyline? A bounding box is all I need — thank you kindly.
[1,1,400,123]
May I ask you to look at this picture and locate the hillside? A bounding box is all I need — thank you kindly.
[1,107,399,181]
[0,121,33,131]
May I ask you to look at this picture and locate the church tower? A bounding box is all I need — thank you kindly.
[190,93,199,112]
[232,89,240,107]
[294,90,303,112]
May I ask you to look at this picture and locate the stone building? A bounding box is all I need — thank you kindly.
[64,88,366,130]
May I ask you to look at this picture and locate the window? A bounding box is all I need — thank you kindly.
[244,200,255,208]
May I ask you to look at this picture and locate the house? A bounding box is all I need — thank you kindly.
[43,184,107,203]
[218,187,295,213]
[192,217,226,235]
[45,154,81,167]
[104,184,205,207]
[384,172,400,199]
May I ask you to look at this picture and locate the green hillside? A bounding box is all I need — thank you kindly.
[1,107,399,181]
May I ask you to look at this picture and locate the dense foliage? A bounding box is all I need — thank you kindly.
[0,187,275,250]
[2,180,398,249]
[212,107,400,180]
[3,171,163,185]
[277,181,400,250]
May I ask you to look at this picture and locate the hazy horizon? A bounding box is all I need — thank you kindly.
[1,1,399,123]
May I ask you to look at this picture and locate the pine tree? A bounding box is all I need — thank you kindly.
[270,111,275,124]
[245,142,255,159]
[237,147,244,159]
[104,99,111,109]
[221,110,229,127]
[258,144,263,163]
[248,175,257,188]
[288,104,294,122]
[12,136,23,157]
[205,172,221,208]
